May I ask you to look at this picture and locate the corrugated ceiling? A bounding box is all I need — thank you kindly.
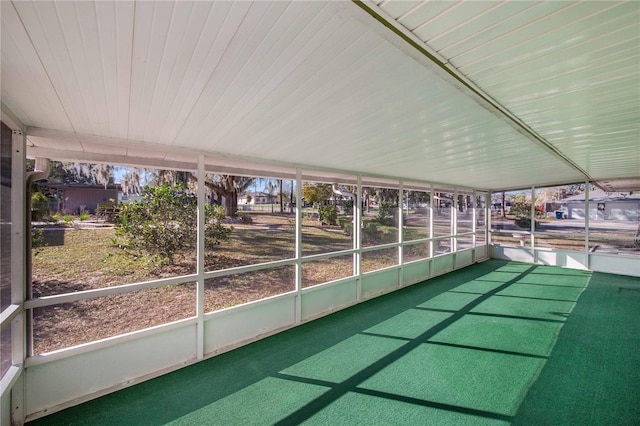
[1,0,638,191]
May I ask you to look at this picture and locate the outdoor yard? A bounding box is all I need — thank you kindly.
[31,210,448,353]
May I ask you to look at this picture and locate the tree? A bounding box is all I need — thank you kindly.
[115,184,231,264]
[204,175,254,217]
[301,182,333,206]
[65,163,115,187]
[509,192,531,218]
[265,180,277,213]
[318,205,337,225]
[407,191,430,206]
[371,188,398,204]
[30,160,109,185]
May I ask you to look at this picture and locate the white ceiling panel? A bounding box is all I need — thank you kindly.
[0,1,73,131]
[2,0,639,192]
[374,0,640,186]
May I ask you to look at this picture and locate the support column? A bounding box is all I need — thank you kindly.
[472,191,477,262]
[585,181,590,269]
[196,156,205,360]
[356,176,362,301]
[398,181,403,287]
[11,128,26,424]
[294,169,302,323]
[487,191,492,246]
[531,186,536,255]
[429,184,434,261]
[452,189,457,253]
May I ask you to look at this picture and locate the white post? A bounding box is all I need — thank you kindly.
[295,169,302,323]
[429,184,434,260]
[452,189,457,253]
[472,191,477,262]
[531,186,536,256]
[11,128,26,424]
[356,176,362,301]
[196,156,205,360]
[487,191,492,246]
[585,181,590,269]
[398,181,403,287]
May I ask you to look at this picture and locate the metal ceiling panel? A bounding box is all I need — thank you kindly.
[374,0,640,185]
[2,0,638,192]
[0,2,73,131]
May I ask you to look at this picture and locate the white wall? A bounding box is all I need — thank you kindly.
[22,248,487,421]
[490,245,639,277]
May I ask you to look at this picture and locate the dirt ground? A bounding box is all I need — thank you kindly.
[31,212,390,353]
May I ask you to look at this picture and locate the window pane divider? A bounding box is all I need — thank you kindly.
[25,274,198,309]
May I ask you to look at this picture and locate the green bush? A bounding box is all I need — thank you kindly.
[343,199,354,215]
[376,201,396,226]
[79,211,90,221]
[31,191,49,221]
[318,205,338,225]
[515,217,540,230]
[31,227,46,255]
[338,217,353,236]
[115,184,232,264]
[362,222,379,244]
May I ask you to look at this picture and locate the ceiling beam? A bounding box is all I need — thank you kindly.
[25,126,484,191]
[1,102,25,131]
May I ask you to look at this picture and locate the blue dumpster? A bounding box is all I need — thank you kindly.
[555,211,563,219]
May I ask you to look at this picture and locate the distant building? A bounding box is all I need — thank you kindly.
[239,191,276,205]
[559,190,640,221]
[38,183,120,214]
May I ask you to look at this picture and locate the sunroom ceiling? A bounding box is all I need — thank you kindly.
[1,1,638,191]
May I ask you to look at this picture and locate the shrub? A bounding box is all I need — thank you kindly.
[318,205,338,225]
[79,211,90,221]
[343,199,354,215]
[338,217,353,236]
[238,214,253,224]
[376,201,396,226]
[31,191,49,221]
[515,217,540,230]
[362,222,379,244]
[31,227,46,255]
[115,184,232,264]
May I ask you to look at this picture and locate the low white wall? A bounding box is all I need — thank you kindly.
[491,244,639,277]
[23,248,488,421]
[475,245,487,260]
[301,278,357,321]
[204,293,297,355]
[402,259,430,286]
[536,249,587,270]
[455,249,474,269]
[589,253,640,276]
[362,268,399,299]
[490,245,535,263]
[25,322,197,421]
[432,253,454,276]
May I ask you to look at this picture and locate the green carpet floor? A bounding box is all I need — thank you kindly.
[29,260,640,425]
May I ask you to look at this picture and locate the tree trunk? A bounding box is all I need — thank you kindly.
[290,180,294,213]
[501,192,506,219]
[226,191,238,217]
